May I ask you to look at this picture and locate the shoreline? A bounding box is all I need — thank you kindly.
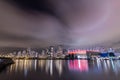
[0,58,14,71]
[0,57,120,61]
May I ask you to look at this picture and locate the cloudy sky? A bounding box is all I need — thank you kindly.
[0,0,120,48]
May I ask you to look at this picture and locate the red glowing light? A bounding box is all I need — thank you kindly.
[68,60,88,71]
[68,49,87,54]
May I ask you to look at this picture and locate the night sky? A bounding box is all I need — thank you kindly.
[0,0,120,48]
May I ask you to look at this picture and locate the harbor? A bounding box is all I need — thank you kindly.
[0,46,120,80]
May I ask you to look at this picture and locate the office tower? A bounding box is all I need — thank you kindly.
[49,46,55,57]
[57,45,63,54]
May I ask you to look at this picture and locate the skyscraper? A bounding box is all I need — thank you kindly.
[49,46,55,57]
[57,45,63,55]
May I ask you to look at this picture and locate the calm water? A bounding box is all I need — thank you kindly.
[0,59,120,80]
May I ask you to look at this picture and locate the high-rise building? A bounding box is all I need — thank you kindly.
[49,46,55,57]
[57,45,63,54]
[41,49,45,55]
[27,48,31,54]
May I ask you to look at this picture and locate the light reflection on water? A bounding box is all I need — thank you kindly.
[1,60,120,80]
[95,59,120,74]
[9,60,64,77]
[68,60,88,72]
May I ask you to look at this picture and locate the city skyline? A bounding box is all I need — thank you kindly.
[0,0,120,80]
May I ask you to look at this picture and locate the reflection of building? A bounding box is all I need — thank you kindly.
[55,60,63,76]
[9,60,34,76]
[9,60,64,77]
[68,60,88,72]
[46,60,53,75]
[45,60,63,76]
[38,60,46,69]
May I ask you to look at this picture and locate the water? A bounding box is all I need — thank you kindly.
[0,59,120,80]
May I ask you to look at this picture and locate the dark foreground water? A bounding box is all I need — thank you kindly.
[0,59,120,80]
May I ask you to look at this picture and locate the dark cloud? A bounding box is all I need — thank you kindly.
[0,0,120,48]
[7,0,54,14]
[6,0,67,24]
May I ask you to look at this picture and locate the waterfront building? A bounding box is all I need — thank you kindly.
[49,46,55,57]
[46,48,49,55]
[22,50,26,57]
[56,45,63,55]
[67,49,88,59]
[17,51,22,57]
[35,52,38,58]
[41,50,45,55]
[108,48,115,57]
[66,48,101,59]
